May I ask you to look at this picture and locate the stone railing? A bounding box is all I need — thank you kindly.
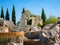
[0,31,24,38]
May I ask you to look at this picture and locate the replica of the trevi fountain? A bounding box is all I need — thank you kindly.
[0,10,60,45]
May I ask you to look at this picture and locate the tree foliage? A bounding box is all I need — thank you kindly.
[37,23,41,27]
[41,8,46,28]
[1,7,4,19]
[12,5,16,25]
[30,14,37,17]
[5,8,10,20]
[22,8,25,14]
[27,19,32,25]
[45,16,58,25]
[17,21,20,26]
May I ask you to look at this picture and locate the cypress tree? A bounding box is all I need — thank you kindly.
[12,5,16,25]
[5,8,10,20]
[41,8,46,28]
[1,7,4,19]
[22,8,25,14]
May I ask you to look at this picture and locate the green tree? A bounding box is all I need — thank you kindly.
[30,14,37,17]
[5,8,10,20]
[22,8,25,14]
[17,21,20,26]
[41,8,46,28]
[1,7,4,19]
[12,5,16,25]
[45,16,58,25]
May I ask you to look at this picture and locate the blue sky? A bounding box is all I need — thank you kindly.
[0,0,60,23]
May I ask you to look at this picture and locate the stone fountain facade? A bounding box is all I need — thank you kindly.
[18,10,43,32]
